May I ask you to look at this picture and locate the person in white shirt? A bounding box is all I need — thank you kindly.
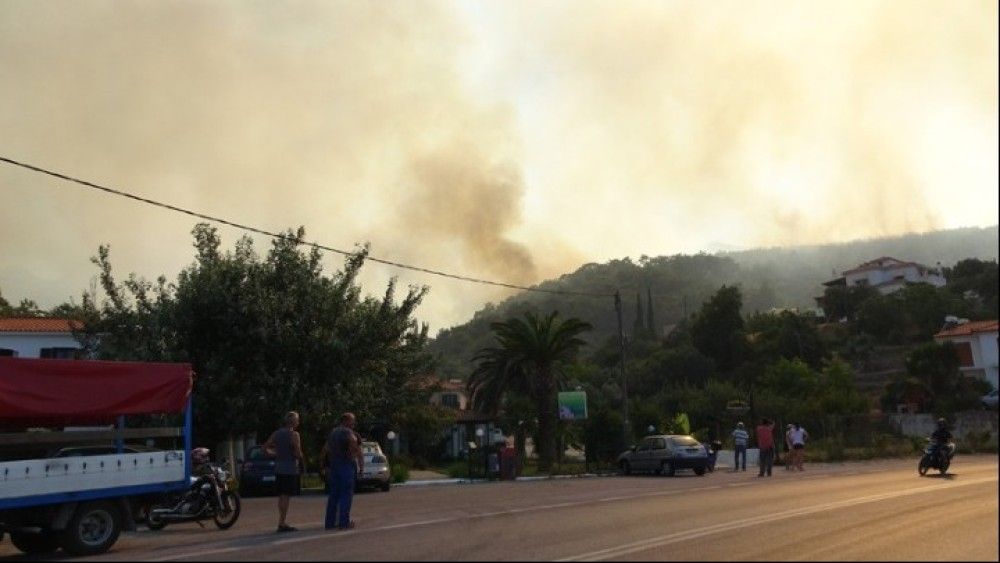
[788,423,809,471]
[731,422,749,472]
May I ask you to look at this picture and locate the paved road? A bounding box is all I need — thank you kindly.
[2,455,997,561]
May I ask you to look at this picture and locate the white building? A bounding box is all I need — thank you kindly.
[824,257,946,295]
[0,318,82,358]
[934,319,999,390]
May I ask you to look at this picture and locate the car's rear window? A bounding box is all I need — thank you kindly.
[671,436,700,447]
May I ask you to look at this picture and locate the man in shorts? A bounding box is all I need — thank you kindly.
[264,411,305,532]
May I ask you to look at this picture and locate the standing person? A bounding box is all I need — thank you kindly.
[263,411,305,533]
[755,418,775,477]
[784,424,794,471]
[325,412,364,531]
[731,422,749,472]
[789,423,809,471]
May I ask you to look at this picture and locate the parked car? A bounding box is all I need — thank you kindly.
[238,445,301,497]
[357,441,391,492]
[618,434,708,476]
[982,389,999,410]
[320,440,391,492]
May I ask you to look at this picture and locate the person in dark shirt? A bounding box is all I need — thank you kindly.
[263,411,305,533]
[324,412,363,530]
[930,418,955,461]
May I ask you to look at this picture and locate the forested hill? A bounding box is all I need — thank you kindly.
[427,225,998,379]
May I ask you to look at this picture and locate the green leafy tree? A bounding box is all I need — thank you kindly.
[893,341,991,414]
[821,284,879,322]
[944,258,999,317]
[691,285,747,373]
[630,345,716,396]
[77,223,435,451]
[855,293,905,343]
[468,311,592,471]
[746,311,826,368]
[391,405,456,466]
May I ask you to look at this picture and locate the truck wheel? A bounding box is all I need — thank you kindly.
[60,501,122,556]
[10,530,60,555]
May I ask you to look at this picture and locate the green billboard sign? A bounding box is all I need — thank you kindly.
[558,391,588,420]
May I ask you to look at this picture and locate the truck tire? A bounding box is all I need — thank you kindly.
[9,530,59,555]
[60,501,122,556]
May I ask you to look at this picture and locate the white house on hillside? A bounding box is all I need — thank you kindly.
[824,257,946,295]
[934,319,999,390]
[0,318,82,358]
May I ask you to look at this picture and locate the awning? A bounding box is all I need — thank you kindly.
[0,357,193,421]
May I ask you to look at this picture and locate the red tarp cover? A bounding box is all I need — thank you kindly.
[0,358,193,419]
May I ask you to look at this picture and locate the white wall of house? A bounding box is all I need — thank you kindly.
[0,332,81,358]
[975,331,999,390]
[844,261,945,294]
[935,330,999,390]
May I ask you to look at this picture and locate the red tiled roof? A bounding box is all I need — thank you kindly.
[935,320,999,339]
[842,257,933,276]
[0,317,81,333]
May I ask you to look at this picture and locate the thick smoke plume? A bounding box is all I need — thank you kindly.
[1,0,996,331]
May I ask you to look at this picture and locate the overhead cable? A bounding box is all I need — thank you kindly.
[0,155,612,298]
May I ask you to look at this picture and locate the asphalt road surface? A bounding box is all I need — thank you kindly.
[2,455,997,561]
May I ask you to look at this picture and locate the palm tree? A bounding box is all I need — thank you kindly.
[468,311,592,471]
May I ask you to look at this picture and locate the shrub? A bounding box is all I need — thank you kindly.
[390,461,410,483]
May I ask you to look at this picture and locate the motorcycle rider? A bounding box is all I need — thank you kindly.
[930,418,955,463]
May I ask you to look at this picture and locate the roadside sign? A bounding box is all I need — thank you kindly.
[558,391,588,420]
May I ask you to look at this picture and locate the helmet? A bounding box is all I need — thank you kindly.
[191,447,210,465]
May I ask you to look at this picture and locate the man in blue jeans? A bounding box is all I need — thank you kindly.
[325,412,363,530]
[731,422,749,472]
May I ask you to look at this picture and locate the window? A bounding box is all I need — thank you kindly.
[39,347,78,359]
[670,436,700,447]
[0,348,16,357]
[953,342,975,368]
[440,393,460,408]
[653,438,667,450]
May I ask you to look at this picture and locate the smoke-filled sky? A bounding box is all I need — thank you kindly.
[1,1,997,332]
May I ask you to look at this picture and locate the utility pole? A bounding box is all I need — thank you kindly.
[614,290,630,446]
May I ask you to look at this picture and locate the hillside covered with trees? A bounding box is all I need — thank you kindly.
[429,225,998,379]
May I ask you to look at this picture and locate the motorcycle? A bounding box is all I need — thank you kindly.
[146,456,241,531]
[918,439,955,476]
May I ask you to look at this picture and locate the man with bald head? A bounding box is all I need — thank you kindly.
[325,412,363,530]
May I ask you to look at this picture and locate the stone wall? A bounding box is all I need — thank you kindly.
[889,410,999,439]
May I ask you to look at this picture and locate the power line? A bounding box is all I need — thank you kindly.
[0,155,612,298]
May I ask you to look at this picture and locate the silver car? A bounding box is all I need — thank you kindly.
[357,441,391,492]
[618,434,709,477]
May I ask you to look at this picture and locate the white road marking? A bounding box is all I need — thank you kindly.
[557,475,999,561]
[147,486,702,560]
[141,466,996,561]
[148,547,240,561]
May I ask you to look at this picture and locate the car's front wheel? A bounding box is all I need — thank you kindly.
[694,466,706,476]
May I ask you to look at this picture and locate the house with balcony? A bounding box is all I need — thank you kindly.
[824,257,946,295]
[0,317,82,358]
[934,319,999,390]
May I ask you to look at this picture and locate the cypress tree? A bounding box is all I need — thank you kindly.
[646,287,656,335]
[634,291,644,335]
